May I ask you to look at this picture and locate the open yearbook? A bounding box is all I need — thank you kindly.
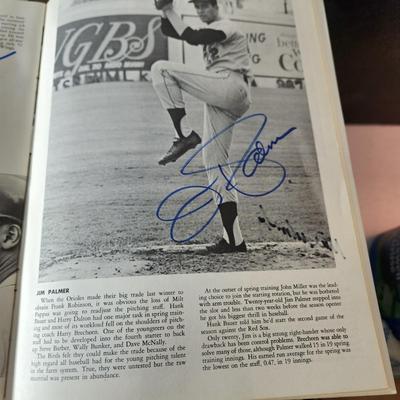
[0,0,396,399]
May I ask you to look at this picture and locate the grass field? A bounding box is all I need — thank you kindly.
[38,82,334,282]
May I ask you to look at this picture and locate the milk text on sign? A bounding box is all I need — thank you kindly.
[53,15,168,90]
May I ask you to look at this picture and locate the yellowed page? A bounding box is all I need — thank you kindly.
[10,0,395,399]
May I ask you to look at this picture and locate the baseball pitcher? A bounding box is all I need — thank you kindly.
[151,0,252,253]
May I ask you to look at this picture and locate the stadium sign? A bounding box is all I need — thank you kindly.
[181,16,304,89]
[54,15,168,90]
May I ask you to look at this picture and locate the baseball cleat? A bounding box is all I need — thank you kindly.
[158,131,201,166]
[206,238,247,254]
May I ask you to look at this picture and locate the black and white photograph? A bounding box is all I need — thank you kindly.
[0,174,25,379]
[0,174,25,284]
[39,0,335,282]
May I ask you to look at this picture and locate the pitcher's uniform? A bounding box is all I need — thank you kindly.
[151,17,251,204]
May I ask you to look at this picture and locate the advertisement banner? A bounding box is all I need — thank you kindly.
[53,15,168,90]
[182,16,304,89]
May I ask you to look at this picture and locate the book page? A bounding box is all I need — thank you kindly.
[0,0,45,395]
[9,0,394,399]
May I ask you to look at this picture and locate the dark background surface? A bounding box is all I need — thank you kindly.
[324,0,400,124]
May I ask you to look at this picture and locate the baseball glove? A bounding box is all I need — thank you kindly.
[154,0,173,10]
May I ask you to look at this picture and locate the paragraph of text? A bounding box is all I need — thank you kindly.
[199,282,350,371]
[31,289,187,382]
[0,15,25,51]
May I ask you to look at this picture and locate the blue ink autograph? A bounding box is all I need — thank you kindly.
[156,113,297,243]
[0,50,16,61]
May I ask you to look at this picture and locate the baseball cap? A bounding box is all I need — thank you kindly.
[0,174,26,224]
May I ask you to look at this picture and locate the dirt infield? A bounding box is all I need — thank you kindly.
[39,82,334,281]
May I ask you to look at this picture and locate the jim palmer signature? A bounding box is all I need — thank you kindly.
[156,113,297,243]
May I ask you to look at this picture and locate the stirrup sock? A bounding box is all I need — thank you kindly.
[167,108,192,139]
[219,202,244,247]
